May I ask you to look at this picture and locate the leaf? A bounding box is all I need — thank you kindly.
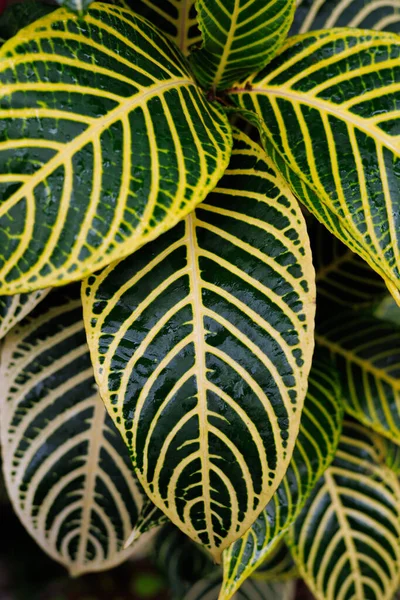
[287,420,400,600]
[189,0,296,90]
[311,220,387,310]
[252,540,297,582]
[220,354,342,599]
[183,573,296,600]
[0,0,54,41]
[82,129,315,560]
[154,523,215,599]
[56,0,94,12]
[375,295,400,326]
[229,29,400,303]
[0,3,232,295]
[125,497,168,547]
[0,289,49,340]
[292,0,400,35]
[125,0,201,55]
[316,311,400,444]
[0,287,146,575]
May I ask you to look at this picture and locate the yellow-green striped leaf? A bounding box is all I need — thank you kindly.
[183,573,296,600]
[292,0,400,35]
[83,130,315,560]
[316,311,400,444]
[0,289,49,340]
[252,541,297,582]
[189,0,296,90]
[229,29,400,303]
[311,221,387,310]
[125,497,168,547]
[287,420,400,600]
[0,287,146,575]
[0,3,231,295]
[220,355,342,599]
[126,0,201,55]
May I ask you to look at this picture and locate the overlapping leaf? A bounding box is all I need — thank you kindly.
[311,221,387,309]
[252,540,297,582]
[183,573,296,600]
[316,311,400,444]
[0,3,231,294]
[56,0,94,11]
[287,421,400,600]
[125,497,168,547]
[292,0,400,35]
[189,0,296,90]
[229,29,400,303]
[0,289,49,340]
[0,287,146,575]
[125,0,201,55]
[0,0,54,41]
[220,355,342,600]
[83,130,315,560]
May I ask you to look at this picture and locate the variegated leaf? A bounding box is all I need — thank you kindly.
[229,29,400,304]
[292,0,400,35]
[0,289,49,340]
[83,130,315,560]
[0,287,146,575]
[252,540,297,582]
[125,497,168,547]
[125,0,201,55]
[189,0,296,90]
[311,221,387,310]
[0,2,231,294]
[220,355,342,600]
[183,573,296,600]
[287,420,400,600]
[316,311,400,444]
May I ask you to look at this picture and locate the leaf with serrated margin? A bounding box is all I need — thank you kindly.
[0,2,232,295]
[229,30,400,304]
[189,0,295,90]
[0,287,146,575]
[124,0,201,56]
[220,355,342,600]
[287,420,400,600]
[311,221,387,310]
[183,572,296,600]
[291,0,400,35]
[82,129,315,561]
[0,289,49,340]
[316,311,400,444]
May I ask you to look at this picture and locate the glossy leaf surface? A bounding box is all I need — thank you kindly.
[125,0,201,55]
[0,3,231,294]
[230,29,400,302]
[287,421,400,600]
[190,0,295,90]
[0,287,145,575]
[220,355,342,599]
[292,0,400,35]
[316,311,400,444]
[311,221,387,309]
[83,130,315,560]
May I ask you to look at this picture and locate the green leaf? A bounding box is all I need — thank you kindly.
[311,220,387,310]
[252,540,297,582]
[292,0,400,35]
[82,129,315,560]
[0,3,232,295]
[189,0,296,90]
[316,311,400,444]
[154,523,215,599]
[125,0,201,55]
[220,355,343,599]
[183,573,296,600]
[229,29,400,304]
[125,497,168,547]
[0,287,146,575]
[55,0,94,12]
[287,420,400,600]
[0,1,54,41]
[375,295,400,326]
[0,289,49,340]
